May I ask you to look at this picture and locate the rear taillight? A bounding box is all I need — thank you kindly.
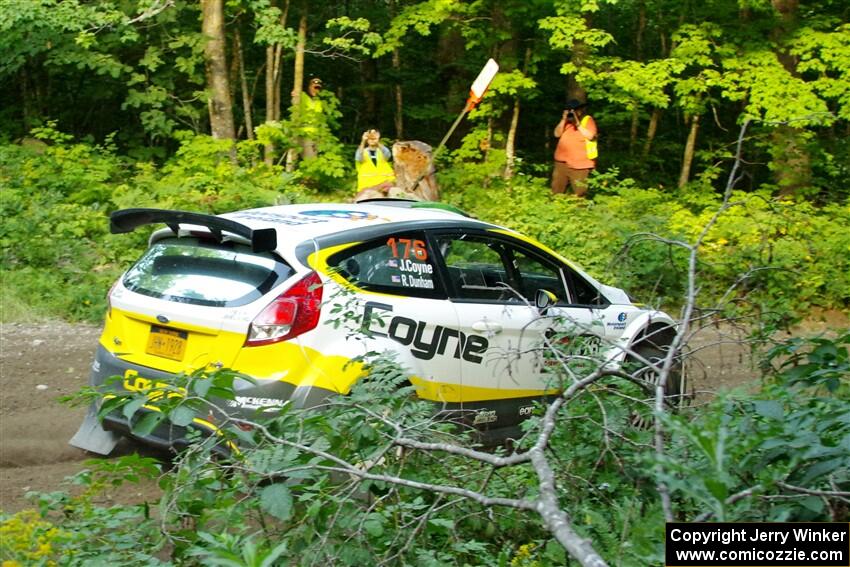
[246,272,323,346]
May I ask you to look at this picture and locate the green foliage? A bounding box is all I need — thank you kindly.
[1,0,847,197]
[288,91,352,187]
[376,0,469,57]
[0,0,131,78]
[656,332,850,522]
[443,171,850,320]
[0,125,323,322]
[253,2,298,48]
[790,24,850,120]
[0,455,166,565]
[722,50,832,127]
[79,357,557,565]
[324,17,383,56]
[3,122,847,324]
[188,532,290,567]
[2,1,849,563]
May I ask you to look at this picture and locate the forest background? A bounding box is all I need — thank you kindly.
[0,0,849,565]
[1,0,849,323]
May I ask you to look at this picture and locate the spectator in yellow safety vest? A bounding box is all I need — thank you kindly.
[355,129,396,191]
[299,77,324,159]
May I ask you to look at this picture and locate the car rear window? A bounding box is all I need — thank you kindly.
[122,237,292,307]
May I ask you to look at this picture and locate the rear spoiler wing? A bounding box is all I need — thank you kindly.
[110,208,277,253]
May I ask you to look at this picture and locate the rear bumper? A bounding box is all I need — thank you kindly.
[88,344,327,453]
[100,407,233,457]
[91,344,298,410]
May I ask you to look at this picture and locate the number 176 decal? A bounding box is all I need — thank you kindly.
[387,238,428,262]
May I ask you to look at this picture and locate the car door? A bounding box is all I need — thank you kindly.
[429,230,603,431]
[324,230,464,404]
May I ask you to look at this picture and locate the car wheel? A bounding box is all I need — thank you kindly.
[629,342,689,409]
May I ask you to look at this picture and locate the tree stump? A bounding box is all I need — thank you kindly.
[392,141,439,201]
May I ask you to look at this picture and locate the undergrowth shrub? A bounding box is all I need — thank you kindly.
[7,332,845,565]
[657,331,850,523]
[0,455,165,566]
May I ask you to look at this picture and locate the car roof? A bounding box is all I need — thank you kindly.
[135,202,624,302]
[217,201,494,245]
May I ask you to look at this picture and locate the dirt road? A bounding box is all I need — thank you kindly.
[0,322,109,512]
[0,316,844,513]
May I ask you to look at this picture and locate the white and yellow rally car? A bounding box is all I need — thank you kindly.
[71,200,681,454]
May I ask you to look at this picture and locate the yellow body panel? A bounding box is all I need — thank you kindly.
[229,340,366,394]
[103,306,367,393]
[101,307,245,374]
[410,376,556,403]
[104,306,543,403]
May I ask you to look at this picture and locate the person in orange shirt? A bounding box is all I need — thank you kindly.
[551,99,598,197]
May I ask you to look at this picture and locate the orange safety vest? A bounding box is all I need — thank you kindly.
[356,148,395,190]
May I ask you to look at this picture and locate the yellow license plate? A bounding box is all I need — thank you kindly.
[146,326,188,361]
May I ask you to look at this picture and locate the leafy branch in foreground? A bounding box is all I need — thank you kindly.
[7,328,847,565]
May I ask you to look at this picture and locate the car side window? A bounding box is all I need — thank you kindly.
[564,268,607,306]
[506,241,607,307]
[437,235,517,302]
[509,248,570,305]
[329,233,443,298]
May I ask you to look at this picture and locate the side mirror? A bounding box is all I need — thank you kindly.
[535,289,558,313]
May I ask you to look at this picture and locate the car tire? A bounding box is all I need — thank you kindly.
[629,342,688,409]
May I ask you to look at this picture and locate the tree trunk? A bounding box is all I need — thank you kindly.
[286,11,307,171]
[291,13,306,107]
[20,67,31,132]
[273,0,290,121]
[636,1,646,61]
[566,14,592,102]
[234,29,254,140]
[265,41,275,122]
[678,113,700,188]
[629,107,639,152]
[483,117,493,162]
[773,126,812,197]
[504,98,520,179]
[263,0,289,165]
[642,108,660,159]
[262,54,274,164]
[769,0,811,196]
[201,0,236,140]
[362,58,377,126]
[392,141,439,201]
[264,42,276,164]
[389,0,404,139]
[505,47,530,180]
[392,48,404,138]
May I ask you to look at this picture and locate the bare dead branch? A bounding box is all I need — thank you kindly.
[694,485,764,522]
